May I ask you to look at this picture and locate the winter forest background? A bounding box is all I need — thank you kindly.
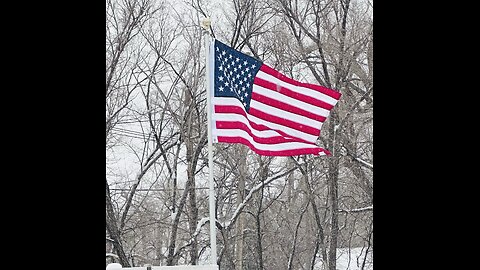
[106,0,373,269]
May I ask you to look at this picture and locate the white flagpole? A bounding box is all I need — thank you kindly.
[201,17,217,266]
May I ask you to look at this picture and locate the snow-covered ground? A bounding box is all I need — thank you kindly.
[314,247,373,270]
[107,247,372,270]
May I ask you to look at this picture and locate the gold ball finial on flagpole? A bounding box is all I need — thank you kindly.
[201,17,211,32]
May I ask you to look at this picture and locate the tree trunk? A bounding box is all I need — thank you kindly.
[286,158,295,204]
[166,177,192,265]
[327,110,340,270]
[255,157,269,270]
[327,1,350,268]
[235,146,247,270]
[187,156,198,264]
[106,178,130,267]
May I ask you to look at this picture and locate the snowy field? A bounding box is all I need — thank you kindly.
[108,247,372,270]
[314,247,373,270]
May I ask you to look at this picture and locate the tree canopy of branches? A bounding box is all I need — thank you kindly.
[106,0,372,269]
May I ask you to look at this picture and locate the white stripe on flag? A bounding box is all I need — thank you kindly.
[252,84,331,118]
[255,70,339,106]
[212,113,284,138]
[249,99,323,130]
[213,129,321,152]
[212,97,318,143]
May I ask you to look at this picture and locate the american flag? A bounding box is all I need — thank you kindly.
[209,39,341,156]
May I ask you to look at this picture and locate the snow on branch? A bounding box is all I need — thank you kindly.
[174,217,210,256]
[339,206,373,213]
[106,253,119,259]
[191,217,210,243]
[224,166,298,231]
[172,167,299,258]
[355,157,373,169]
[340,146,373,169]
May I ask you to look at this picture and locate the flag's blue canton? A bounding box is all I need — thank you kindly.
[214,40,262,111]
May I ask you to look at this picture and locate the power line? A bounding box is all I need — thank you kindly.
[110,127,179,143]
[110,187,209,192]
[112,127,148,136]
[111,127,157,141]
[111,132,155,142]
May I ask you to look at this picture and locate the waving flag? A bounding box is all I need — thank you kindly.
[209,39,341,156]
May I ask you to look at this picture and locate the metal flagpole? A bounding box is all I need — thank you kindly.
[201,17,217,267]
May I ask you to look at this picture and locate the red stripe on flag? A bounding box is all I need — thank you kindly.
[254,77,334,110]
[215,121,299,144]
[214,104,314,144]
[248,107,320,137]
[216,136,330,156]
[215,105,271,131]
[251,92,327,123]
[259,64,342,100]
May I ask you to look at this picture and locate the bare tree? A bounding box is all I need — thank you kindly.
[106,0,372,268]
[105,0,182,266]
[106,0,158,266]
